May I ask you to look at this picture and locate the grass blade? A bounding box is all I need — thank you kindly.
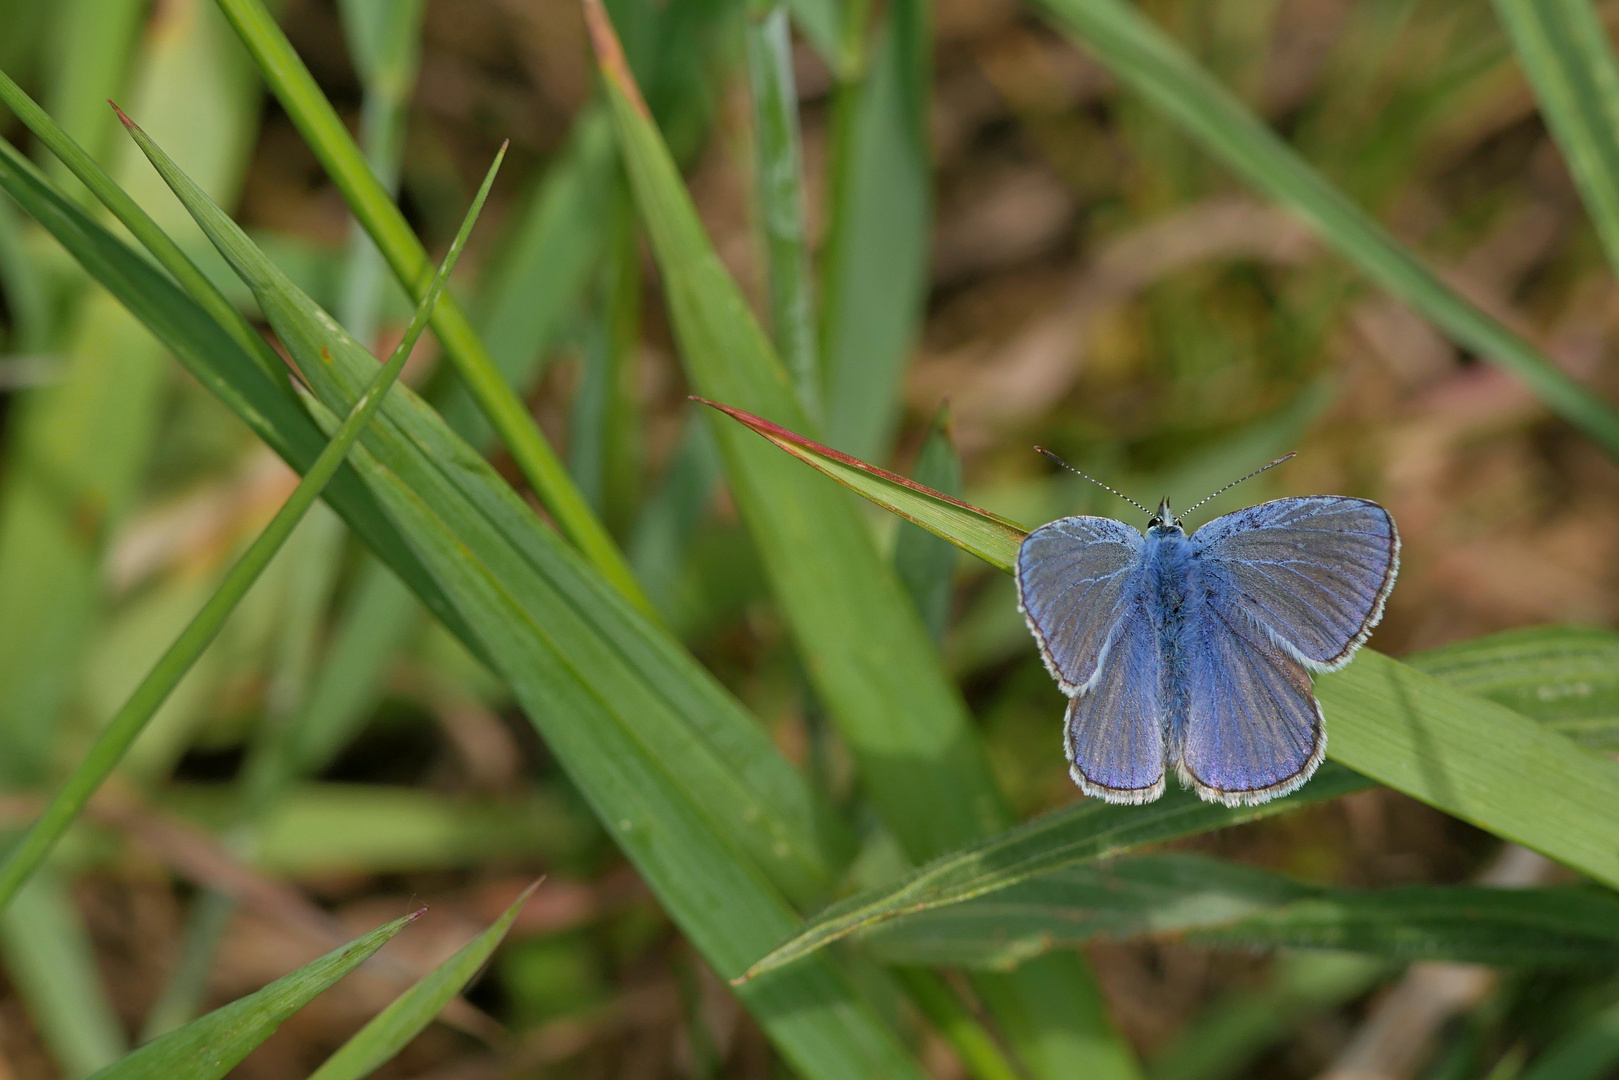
[209,0,653,615]
[0,134,465,648]
[818,0,931,460]
[0,873,127,1075]
[893,405,962,641]
[120,98,850,906]
[857,853,1619,969]
[892,968,1023,1080]
[1405,625,1619,750]
[39,0,146,197]
[0,139,501,915]
[330,437,930,1078]
[460,105,619,443]
[589,15,1140,1076]
[0,64,287,386]
[108,85,932,1075]
[88,911,420,1080]
[696,398,1028,570]
[1492,0,1619,279]
[746,0,821,418]
[591,0,1005,869]
[740,763,1372,980]
[1028,0,1619,461]
[1520,996,1619,1080]
[307,883,537,1080]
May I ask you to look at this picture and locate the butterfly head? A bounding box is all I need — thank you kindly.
[1147,497,1182,534]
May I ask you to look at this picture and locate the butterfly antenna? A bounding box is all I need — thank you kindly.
[1179,452,1298,520]
[1035,447,1151,515]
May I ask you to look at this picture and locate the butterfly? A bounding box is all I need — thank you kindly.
[1015,452,1399,807]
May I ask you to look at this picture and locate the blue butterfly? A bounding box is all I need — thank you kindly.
[1016,453,1399,807]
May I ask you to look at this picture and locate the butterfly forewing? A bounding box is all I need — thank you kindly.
[1016,516,1146,693]
[1175,598,1325,806]
[1190,497,1398,671]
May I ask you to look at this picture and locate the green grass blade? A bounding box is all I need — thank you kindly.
[1519,996,1619,1080]
[626,406,723,624]
[818,0,931,460]
[0,873,127,1075]
[785,0,846,77]
[697,398,1028,570]
[705,402,1619,912]
[0,141,501,915]
[88,912,419,1080]
[39,0,145,197]
[209,0,653,616]
[117,100,851,905]
[308,883,537,1080]
[1405,625,1619,750]
[892,405,961,641]
[591,0,1005,862]
[103,84,931,1075]
[0,131,472,649]
[1492,0,1619,279]
[0,63,287,386]
[0,192,46,352]
[462,105,618,443]
[1027,0,1619,461]
[746,1,821,419]
[589,15,1140,1076]
[569,197,642,533]
[740,763,1372,980]
[1316,650,1619,890]
[329,436,929,1079]
[333,0,428,346]
[856,853,1619,969]
[892,968,1023,1080]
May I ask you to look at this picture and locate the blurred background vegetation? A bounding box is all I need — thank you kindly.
[0,0,1618,1076]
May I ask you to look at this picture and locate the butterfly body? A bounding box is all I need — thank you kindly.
[1017,495,1398,807]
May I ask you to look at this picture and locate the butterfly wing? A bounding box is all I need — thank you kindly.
[1016,516,1146,693]
[1174,595,1325,806]
[1064,602,1165,802]
[1191,497,1398,671]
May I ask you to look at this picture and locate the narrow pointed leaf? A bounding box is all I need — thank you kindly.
[746,3,821,418]
[0,132,468,646]
[1492,0,1619,279]
[739,763,1372,980]
[110,89,925,1077]
[0,140,499,915]
[819,0,931,461]
[856,853,1619,969]
[88,912,418,1080]
[589,13,1142,1077]
[307,884,537,1080]
[210,0,652,615]
[697,398,1026,571]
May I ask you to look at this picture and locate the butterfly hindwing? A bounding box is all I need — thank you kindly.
[1064,603,1165,803]
[1016,516,1146,693]
[1190,496,1399,671]
[1173,590,1325,806]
